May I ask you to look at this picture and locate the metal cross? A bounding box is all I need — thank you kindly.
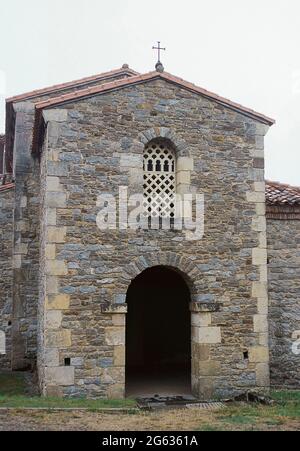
[152,41,166,63]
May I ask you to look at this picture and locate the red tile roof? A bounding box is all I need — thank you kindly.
[266,181,300,206]
[0,173,14,192]
[6,66,139,103]
[34,71,276,126]
[31,70,275,154]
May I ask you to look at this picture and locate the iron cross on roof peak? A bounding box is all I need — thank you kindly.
[152,41,166,73]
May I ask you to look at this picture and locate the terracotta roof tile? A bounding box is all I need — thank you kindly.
[266,181,300,206]
[34,71,275,126]
[6,66,139,103]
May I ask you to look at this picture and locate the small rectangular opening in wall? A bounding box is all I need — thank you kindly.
[64,358,71,367]
[243,351,249,360]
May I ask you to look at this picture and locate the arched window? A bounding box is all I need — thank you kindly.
[143,139,176,223]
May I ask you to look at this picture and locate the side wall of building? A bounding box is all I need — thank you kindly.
[0,187,14,369]
[268,218,300,388]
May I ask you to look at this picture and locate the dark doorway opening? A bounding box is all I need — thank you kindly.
[126,266,191,397]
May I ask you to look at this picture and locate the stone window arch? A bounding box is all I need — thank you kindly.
[143,138,176,222]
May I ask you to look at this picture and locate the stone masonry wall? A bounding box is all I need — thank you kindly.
[38,78,270,399]
[10,70,136,371]
[268,218,300,388]
[0,186,14,369]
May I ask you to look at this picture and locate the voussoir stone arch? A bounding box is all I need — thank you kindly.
[119,253,200,301]
[138,128,191,158]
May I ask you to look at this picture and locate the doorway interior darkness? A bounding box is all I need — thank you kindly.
[126,266,191,397]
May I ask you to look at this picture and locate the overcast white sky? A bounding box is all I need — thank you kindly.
[0,0,299,184]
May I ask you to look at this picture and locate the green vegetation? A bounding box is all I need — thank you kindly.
[0,372,136,410]
[196,391,300,431]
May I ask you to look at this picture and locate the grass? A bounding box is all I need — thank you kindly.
[198,391,300,431]
[0,372,300,430]
[0,372,136,410]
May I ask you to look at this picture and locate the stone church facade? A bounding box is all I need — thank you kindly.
[0,65,299,399]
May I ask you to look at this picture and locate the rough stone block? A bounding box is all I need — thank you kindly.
[197,377,214,400]
[252,248,267,266]
[249,346,269,363]
[46,277,59,295]
[252,216,267,232]
[177,183,190,195]
[107,384,125,400]
[112,314,126,327]
[252,282,268,299]
[13,255,22,269]
[177,157,194,171]
[246,191,265,203]
[44,386,64,398]
[114,346,126,366]
[177,171,191,185]
[259,333,269,347]
[46,208,57,226]
[45,366,74,386]
[46,260,68,276]
[102,304,128,314]
[14,243,28,255]
[47,227,67,244]
[105,327,125,346]
[259,232,267,248]
[192,327,221,344]
[257,297,268,315]
[45,244,56,260]
[256,363,270,387]
[254,182,266,193]
[43,109,68,123]
[46,192,67,208]
[192,344,210,362]
[258,267,267,285]
[191,313,212,327]
[46,294,70,310]
[250,149,264,159]
[198,361,221,377]
[47,176,62,192]
[254,314,268,333]
[46,311,63,329]
[120,154,143,168]
[45,330,72,348]
[256,203,266,216]
[44,348,60,367]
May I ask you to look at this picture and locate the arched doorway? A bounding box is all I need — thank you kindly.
[126,266,191,397]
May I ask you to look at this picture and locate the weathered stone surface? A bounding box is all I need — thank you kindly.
[191,313,211,327]
[249,346,269,363]
[43,109,68,123]
[45,330,72,348]
[268,218,300,388]
[0,188,14,368]
[192,327,222,344]
[105,328,125,346]
[45,366,75,386]
[46,294,70,310]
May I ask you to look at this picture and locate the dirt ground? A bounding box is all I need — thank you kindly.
[0,408,299,431]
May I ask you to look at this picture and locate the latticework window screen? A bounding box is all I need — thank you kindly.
[143,140,176,222]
